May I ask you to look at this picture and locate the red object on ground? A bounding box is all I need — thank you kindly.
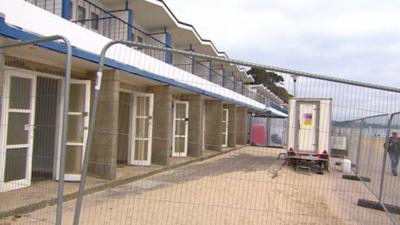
[288,147,296,156]
[287,147,330,160]
[251,125,266,146]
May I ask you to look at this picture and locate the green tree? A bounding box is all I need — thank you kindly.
[247,68,290,103]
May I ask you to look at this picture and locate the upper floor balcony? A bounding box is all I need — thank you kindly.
[24,0,278,108]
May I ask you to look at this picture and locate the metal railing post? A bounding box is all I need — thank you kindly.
[222,71,226,87]
[378,114,395,202]
[73,40,122,225]
[355,119,364,176]
[208,60,212,81]
[61,0,71,20]
[0,35,72,225]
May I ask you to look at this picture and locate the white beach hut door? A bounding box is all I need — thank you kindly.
[172,101,189,157]
[0,72,36,192]
[129,93,153,166]
[58,80,90,181]
[297,103,318,152]
[221,109,229,147]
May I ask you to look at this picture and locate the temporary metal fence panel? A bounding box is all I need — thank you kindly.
[250,117,287,148]
[357,115,390,196]
[250,116,268,146]
[381,112,400,224]
[66,41,400,225]
[2,39,400,225]
[288,81,400,225]
[268,117,287,148]
[0,36,72,225]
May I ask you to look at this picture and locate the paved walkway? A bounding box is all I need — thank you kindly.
[1,147,394,225]
[0,148,236,218]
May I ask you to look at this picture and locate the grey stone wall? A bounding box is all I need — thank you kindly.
[236,107,248,145]
[205,100,222,151]
[149,85,172,165]
[89,70,120,180]
[225,104,237,148]
[186,94,204,157]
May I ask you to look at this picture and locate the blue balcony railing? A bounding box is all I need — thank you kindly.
[71,0,167,61]
[173,59,270,106]
[25,0,61,15]
[270,101,288,114]
[26,0,275,108]
[26,0,167,61]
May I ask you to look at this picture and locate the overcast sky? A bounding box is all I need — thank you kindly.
[164,0,400,88]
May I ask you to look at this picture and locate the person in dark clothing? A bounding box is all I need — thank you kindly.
[385,130,400,176]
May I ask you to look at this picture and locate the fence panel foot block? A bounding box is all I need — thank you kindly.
[358,199,400,215]
[342,175,371,182]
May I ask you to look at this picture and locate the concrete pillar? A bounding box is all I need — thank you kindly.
[236,107,248,145]
[89,70,120,180]
[205,100,223,151]
[186,94,204,157]
[149,85,172,165]
[226,104,237,148]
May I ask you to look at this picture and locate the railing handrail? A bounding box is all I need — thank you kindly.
[179,55,225,77]
[30,0,270,105]
[270,101,287,114]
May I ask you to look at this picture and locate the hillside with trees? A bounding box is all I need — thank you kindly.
[247,68,291,103]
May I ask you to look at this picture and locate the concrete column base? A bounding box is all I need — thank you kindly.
[185,94,205,157]
[149,85,172,165]
[236,107,248,145]
[205,100,223,151]
[89,70,120,180]
[226,104,237,148]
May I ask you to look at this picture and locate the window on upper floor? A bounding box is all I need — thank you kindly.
[91,12,99,30]
[77,6,86,25]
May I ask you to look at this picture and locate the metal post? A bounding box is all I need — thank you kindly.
[164,31,172,64]
[291,75,298,97]
[207,60,212,81]
[378,114,395,202]
[0,35,72,225]
[73,40,118,225]
[72,69,102,225]
[222,70,226,87]
[249,112,254,145]
[355,119,364,176]
[127,9,134,41]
